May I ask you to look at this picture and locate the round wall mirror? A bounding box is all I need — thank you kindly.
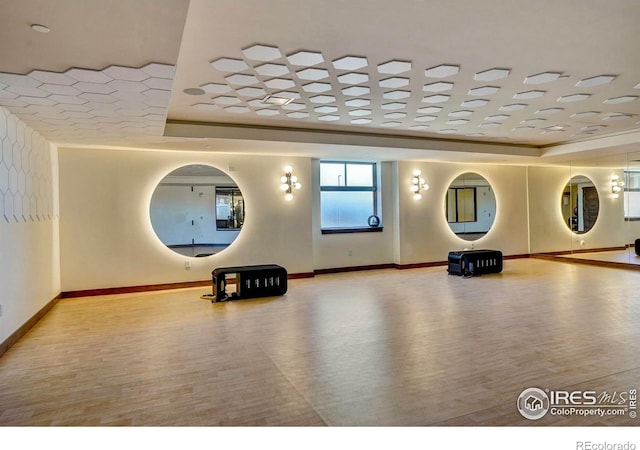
[149,164,245,257]
[561,175,599,234]
[444,172,496,241]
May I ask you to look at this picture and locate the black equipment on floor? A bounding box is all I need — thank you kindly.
[447,250,503,276]
[211,264,288,302]
[635,239,640,256]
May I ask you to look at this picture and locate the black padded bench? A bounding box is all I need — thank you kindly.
[447,250,503,276]
[211,264,287,302]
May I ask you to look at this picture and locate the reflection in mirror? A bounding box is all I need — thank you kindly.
[561,175,599,234]
[445,172,496,241]
[150,165,244,257]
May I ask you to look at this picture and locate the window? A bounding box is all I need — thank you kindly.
[446,187,477,223]
[215,187,245,229]
[624,171,640,220]
[320,161,380,233]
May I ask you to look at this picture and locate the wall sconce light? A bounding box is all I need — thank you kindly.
[611,175,624,199]
[411,169,429,200]
[280,165,301,201]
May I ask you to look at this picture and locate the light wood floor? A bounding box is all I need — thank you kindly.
[1,258,639,426]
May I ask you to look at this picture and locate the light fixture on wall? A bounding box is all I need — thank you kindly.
[280,166,301,201]
[411,169,429,200]
[611,175,624,199]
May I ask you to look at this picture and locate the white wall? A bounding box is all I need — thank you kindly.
[58,147,314,292]
[0,107,60,344]
[396,161,530,265]
[528,166,627,253]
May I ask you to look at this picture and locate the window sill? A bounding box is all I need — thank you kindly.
[321,227,383,235]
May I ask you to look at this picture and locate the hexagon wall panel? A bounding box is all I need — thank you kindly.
[0,107,56,223]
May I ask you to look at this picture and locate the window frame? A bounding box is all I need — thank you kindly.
[215,186,245,230]
[446,187,477,224]
[319,161,382,234]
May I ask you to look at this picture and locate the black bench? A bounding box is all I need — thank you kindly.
[447,250,503,276]
[211,264,287,302]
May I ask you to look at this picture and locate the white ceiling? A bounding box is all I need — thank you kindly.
[0,0,639,164]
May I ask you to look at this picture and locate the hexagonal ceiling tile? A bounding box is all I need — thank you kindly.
[318,115,340,122]
[242,44,282,61]
[225,105,250,113]
[287,111,310,119]
[287,51,324,67]
[236,87,267,97]
[103,66,149,82]
[557,94,590,103]
[296,68,329,81]
[499,103,527,111]
[349,109,371,116]
[384,112,406,119]
[424,82,454,92]
[255,63,290,77]
[337,73,369,84]
[570,111,599,118]
[381,102,406,110]
[425,64,460,78]
[256,109,280,116]
[351,118,371,125]
[382,121,402,127]
[485,114,510,121]
[192,103,218,111]
[28,70,76,86]
[309,95,336,104]
[379,77,410,88]
[461,99,489,107]
[447,119,469,125]
[576,75,616,88]
[345,98,370,107]
[332,56,368,71]
[141,63,176,79]
[264,78,295,89]
[303,82,332,93]
[422,94,450,103]
[210,58,249,72]
[342,86,370,96]
[468,86,499,96]
[0,73,42,88]
[417,106,442,114]
[200,83,232,94]
[314,105,338,114]
[383,90,410,100]
[449,110,473,117]
[604,96,638,104]
[377,60,412,75]
[474,68,510,81]
[524,72,562,84]
[225,73,259,86]
[213,96,241,105]
[513,90,545,100]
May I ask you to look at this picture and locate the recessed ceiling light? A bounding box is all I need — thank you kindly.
[262,95,294,106]
[184,88,205,95]
[31,24,50,33]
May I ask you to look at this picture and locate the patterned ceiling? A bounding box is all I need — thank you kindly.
[174,43,639,145]
[0,0,639,160]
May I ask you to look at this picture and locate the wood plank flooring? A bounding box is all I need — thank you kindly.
[1,258,639,426]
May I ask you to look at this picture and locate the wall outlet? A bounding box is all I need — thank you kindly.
[184,260,191,269]
[348,250,353,256]
[0,304,3,317]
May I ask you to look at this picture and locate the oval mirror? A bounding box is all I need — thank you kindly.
[444,172,496,241]
[561,175,599,234]
[150,164,245,257]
